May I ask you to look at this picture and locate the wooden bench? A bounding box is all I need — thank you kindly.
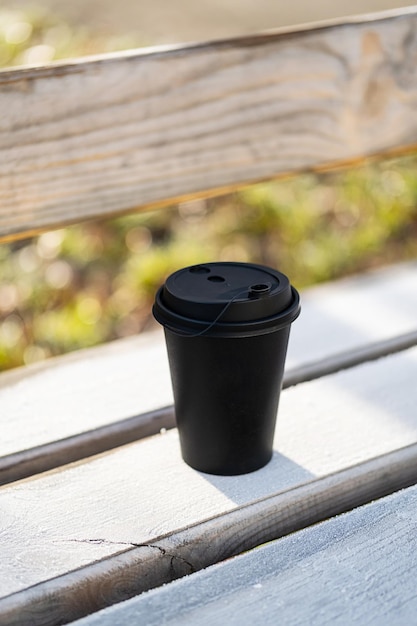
[73,484,417,626]
[1,7,417,625]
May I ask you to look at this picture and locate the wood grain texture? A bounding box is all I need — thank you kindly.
[1,260,416,482]
[0,347,417,624]
[2,328,417,486]
[72,483,417,626]
[0,329,172,458]
[2,327,416,486]
[285,328,417,386]
[0,405,175,486]
[2,445,417,625]
[1,8,417,240]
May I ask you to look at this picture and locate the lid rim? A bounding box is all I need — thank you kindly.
[153,286,301,337]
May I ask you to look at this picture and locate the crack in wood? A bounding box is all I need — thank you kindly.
[1,443,417,626]
[59,538,196,573]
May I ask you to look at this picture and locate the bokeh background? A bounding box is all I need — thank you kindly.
[1,2,417,370]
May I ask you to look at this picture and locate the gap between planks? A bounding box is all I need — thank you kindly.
[2,442,417,626]
[70,482,417,626]
[2,327,417,486]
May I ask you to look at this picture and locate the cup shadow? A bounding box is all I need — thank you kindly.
[195,451,315,506]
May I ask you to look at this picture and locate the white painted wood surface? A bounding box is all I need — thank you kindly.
[2,8,417,241]
[4,444,417,626]
[0,346,417,621]
[1,260,416,468]
[285,260,417,368]
[0,330,171,458]
[73,483,417,626]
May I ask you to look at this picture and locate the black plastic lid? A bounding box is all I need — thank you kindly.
[153,262,300,337]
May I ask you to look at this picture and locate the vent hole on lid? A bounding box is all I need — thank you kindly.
[208,276,225,282]
[250,283,271,293]
[248,283,272,297]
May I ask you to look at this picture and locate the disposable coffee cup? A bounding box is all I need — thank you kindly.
[153,262,300,475]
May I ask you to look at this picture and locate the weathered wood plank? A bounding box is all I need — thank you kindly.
[0,347,417,624]
[1,261,416,483]
[4,446,417,626]
[0,329,173,462]
[72,483,417,626]
[2,328,416,486]
[0,405,175,487]
[285,328,417,386]
[284,260,417,368]
[1,8,417,241]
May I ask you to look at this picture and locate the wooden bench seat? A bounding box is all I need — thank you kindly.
[73,483,417,626]
[1,339,417,624]
[1,260,416,486]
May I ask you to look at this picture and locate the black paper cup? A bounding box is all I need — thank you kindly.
[153,262,300,475]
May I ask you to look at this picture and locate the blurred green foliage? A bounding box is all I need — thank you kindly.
[0,6,139,66]
[1,8,417,370]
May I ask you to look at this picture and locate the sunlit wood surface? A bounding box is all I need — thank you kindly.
[1,8,417,241]
[1,261,416,485]
[73,484,417,626]
[1,343,417,623]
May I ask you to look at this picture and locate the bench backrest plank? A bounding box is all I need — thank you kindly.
[1,7,417,242]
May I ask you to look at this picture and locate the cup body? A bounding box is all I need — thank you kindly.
[164,325,290,475]
[153,262,300,475]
